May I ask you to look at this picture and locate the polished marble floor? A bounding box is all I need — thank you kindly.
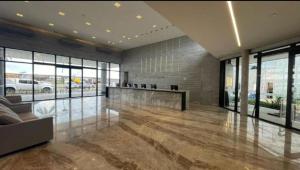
[1,96,300,169]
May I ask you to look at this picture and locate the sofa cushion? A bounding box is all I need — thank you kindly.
[0,96,12,107]
[18,112,38,121]
[0,103,23,125]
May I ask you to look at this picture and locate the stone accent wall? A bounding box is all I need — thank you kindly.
[121,36,220,105]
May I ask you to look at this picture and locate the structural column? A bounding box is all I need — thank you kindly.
[240,49,250,116]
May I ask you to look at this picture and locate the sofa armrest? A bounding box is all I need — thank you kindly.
[5,96,22,103]
[10,103,32,113]
[0,117,53,156]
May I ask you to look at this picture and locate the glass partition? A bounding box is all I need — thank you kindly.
[5,48,32,63]
[56,56,69,65]
[292,54,300,129]
[83,68,96,96]
[71,68,82,97]
[224,58,237,110]
[5,62,33,101]
[71,58,82,66]
[0,48,4,96]
[34,64,55,100]
[34,52,55,64]
[259,53,288,125]
[56,67,69,98]
[83,59,96,68]
[248,54,257,115]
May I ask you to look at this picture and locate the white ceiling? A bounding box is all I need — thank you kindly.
[146,1,300,58]
[0,1,184,50]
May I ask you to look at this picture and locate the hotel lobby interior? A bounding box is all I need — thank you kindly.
[0,1,300,170]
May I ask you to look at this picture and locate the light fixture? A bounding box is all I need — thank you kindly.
[58,11,65,16]
[135,35,139,38]
[107,41,111,44]
[16,13,24,18]
[111,42,115,45]
[127,37,131,40]
[24,1,29,3]
[227,1,241,47]
[85,22,91,26]
[106,29,111,33]
[48,23,54,27]
[119,40,122,43]
[92,36,96,39]
[122,35,126,39]
[136,15,143,19]
[152,25,157,28]
[73,30,78,34]
[114,2,121,8]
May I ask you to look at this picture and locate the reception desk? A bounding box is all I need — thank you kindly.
[106,87,189,111]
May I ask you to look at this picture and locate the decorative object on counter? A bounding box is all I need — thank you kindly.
[127,83,132,87]
[171,85,178,91]
[151,84,157,89]
[141,84,147,88]
[134,84,138,88]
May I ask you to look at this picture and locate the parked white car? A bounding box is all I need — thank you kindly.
[6,79,54,94]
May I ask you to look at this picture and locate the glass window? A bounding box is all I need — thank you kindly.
[98,69,108,95]
[5,48,32,63]
[259,53,288,125]
[110,63,120,71]
[34,52,55,64]
[292,54,300,129]
[224,58,237,110]
[110,71,120,87]
[98,62,109,70]
[56,67,69,98]
[83,69,96,96]
[237,58,242,112]
[83,60,96,68]
[0,48,4,96]
[71,58,82,66]
[0,47,4,60]
[5,62,33,101]
[247,54,257,115]
[56,56,69,65]
[34,64,55,100]
[71,68,82,97]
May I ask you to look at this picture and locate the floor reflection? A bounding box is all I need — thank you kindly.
[0,97,299,169]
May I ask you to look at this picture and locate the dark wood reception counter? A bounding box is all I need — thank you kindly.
[106,87,189,111]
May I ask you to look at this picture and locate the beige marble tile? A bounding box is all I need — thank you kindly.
[0,97,300,169]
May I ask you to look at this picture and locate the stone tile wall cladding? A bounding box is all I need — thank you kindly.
[121,36,220,105]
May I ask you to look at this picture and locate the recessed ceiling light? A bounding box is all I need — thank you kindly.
[85,22,91,26]
[136,15,143,19]
[58,11,65,16]
[48,23,54,27]
[92,36,96,39]
[24,1,29,3]
[122,35,126,39]
[111,42,115,45]
[127,37,131,40]
[135,35,139,38]
[16,13,24,18]
[119,40,123,43]
[152,25,157,28]
[73,30,78,34]
[227,1,241,47]
[114,2,121,8]
[107,41,111,44]
[106,29,111,33]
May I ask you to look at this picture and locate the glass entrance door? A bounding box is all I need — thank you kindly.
[56,67,69,98]
[71,68,82,97]
[292,53,300,129]
[259,52,289,125]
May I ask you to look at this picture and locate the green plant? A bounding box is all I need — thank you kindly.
[247,97,282,110]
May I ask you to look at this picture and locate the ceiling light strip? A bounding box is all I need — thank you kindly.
[227,1,241,47]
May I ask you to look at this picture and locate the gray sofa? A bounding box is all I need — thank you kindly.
[0,96,53,156]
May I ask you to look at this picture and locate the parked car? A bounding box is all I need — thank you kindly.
[248,91,256,100]
[6,79,54,94]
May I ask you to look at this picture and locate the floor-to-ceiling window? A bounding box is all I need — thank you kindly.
[70,58,82,97]
[248,54,257,115]
[33,52,55,100]
[109,63,120,87]
[5,48,33,101]
[292,53,300,129]
[0,48,4,96]
[83,60,97,96]
[98,62,109,95]
[224,58,237,110]
[56,55,70,99]
[259,53,288,125]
